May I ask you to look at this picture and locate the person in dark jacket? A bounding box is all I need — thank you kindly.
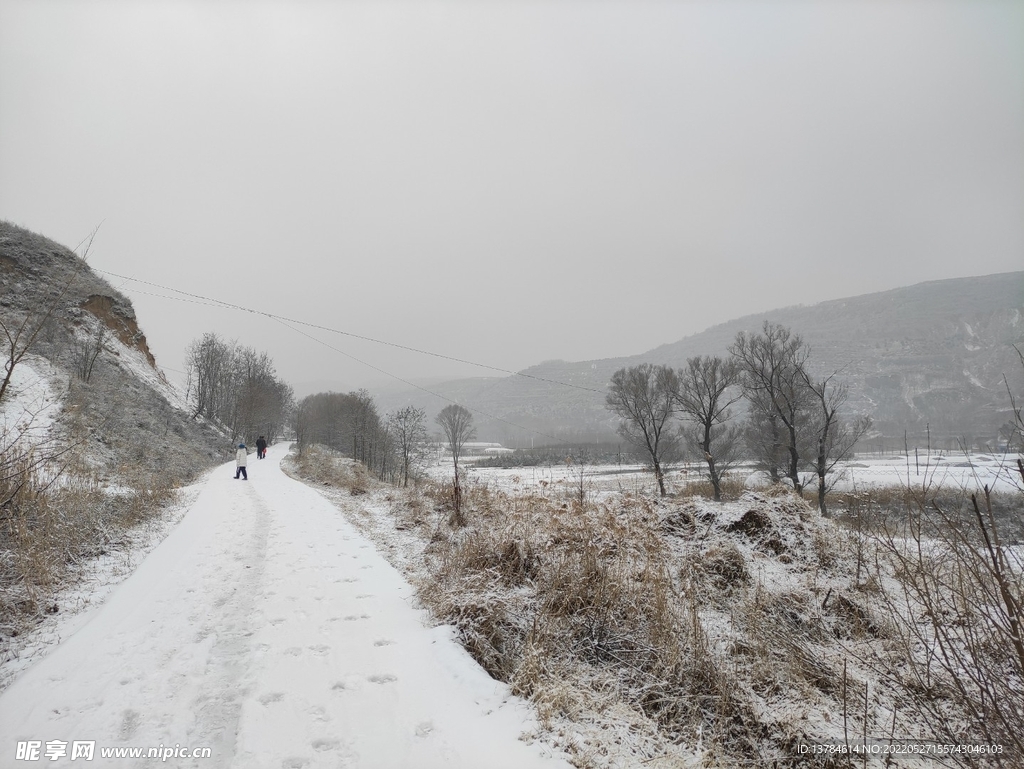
[256,435,267,460]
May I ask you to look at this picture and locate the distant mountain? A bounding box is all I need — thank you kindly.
[373,273,1024,449]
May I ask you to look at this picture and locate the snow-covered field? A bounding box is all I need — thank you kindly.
[457,451,1023,498]
[0,455,571,769]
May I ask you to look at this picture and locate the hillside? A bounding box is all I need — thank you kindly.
[374,273,1024,448]
[0,221,226,479]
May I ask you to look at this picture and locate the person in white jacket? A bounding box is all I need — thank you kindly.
[235,443,248,480]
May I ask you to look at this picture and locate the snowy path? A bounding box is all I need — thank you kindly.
[0,455,569,769]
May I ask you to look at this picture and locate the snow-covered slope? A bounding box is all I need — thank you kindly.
[0,220,227,481]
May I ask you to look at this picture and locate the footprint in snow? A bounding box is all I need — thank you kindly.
[307,644,330,656]
[119,709,140,740]
[269,618,287,626]
[284,647,303,656]
[330,681,347,692]
[311,739,339,752]
[415,721,434,737]
[355,594,373,599]
[259,692,285,705]
[281,758,308,769]
[359,565,372,570]
[373,639,395,647]
[343,614,369,621]
[308,705,330,721]
[368,674,397,684]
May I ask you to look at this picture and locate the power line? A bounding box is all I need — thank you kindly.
[95,267,593,442]
[95,268,606,395]
[272,317,568,443]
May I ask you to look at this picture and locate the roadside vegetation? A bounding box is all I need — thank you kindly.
[286,348,1023,767]
[290,444,1023,767]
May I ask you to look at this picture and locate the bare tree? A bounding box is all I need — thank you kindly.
[184,334,292,444]
[730,322,811,493]
[801,368,872,515]
[436,404,475,523]
[675,356,742,501]
[565,446,591,508]
[184,332,233,421]
[74,325,106,383]
[388,406,428,488]
[605,363,679,496]
[742,401,784,484]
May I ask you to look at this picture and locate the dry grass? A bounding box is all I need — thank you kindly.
[401,483,811,765]
[288,445,1023,768]
[0,438,177,640]
[675,474,748,501]
[288,443,371,495]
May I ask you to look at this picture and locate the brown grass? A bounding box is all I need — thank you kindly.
[0,441,177,640]
[675,474,748,501]
[287,446,1023,767]
[407,482,779,764]
[288,443,371,496]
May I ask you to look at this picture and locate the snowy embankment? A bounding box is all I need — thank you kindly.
[0,454,570,769]
[0,356,61,441]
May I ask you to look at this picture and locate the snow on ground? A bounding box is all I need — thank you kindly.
[829,453,1021,493]
[458,451,1023,499]
[0,356,62,440]
[0,454,570,769]
[0,482,204,693]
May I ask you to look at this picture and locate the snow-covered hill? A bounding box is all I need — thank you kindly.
[374,272,1024,447]
[0,220,227,481]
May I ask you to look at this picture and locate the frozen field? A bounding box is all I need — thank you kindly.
[451,450,1023,498]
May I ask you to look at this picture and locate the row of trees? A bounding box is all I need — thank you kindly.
[294,391,430,488]
[606,322,871,514]
[184,333,293,445]
[294,392,477,522]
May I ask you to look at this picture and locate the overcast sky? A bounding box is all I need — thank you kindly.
[1,1,1021,395]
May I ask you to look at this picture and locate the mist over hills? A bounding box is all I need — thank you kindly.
[374,272,1024,449]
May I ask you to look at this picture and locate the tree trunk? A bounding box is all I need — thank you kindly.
[654,459,667,496]
[817,470,827,516]
[786,424,802,493]
[702,425,722,501]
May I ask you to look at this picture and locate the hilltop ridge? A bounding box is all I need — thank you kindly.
[374,272,1024,447]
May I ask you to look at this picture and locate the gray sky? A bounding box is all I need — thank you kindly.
[2,1,1021,395]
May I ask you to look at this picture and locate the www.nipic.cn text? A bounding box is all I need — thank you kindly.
[15,741,212,762]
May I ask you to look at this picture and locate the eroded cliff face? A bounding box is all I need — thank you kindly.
[0,219,228,482]
[81,295,156,368]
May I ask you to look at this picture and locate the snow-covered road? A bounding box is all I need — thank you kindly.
[0,455,568,769]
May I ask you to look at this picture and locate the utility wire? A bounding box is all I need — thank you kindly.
[96,267,586,442]
[272,317,568,443]
[95,268,606,395]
